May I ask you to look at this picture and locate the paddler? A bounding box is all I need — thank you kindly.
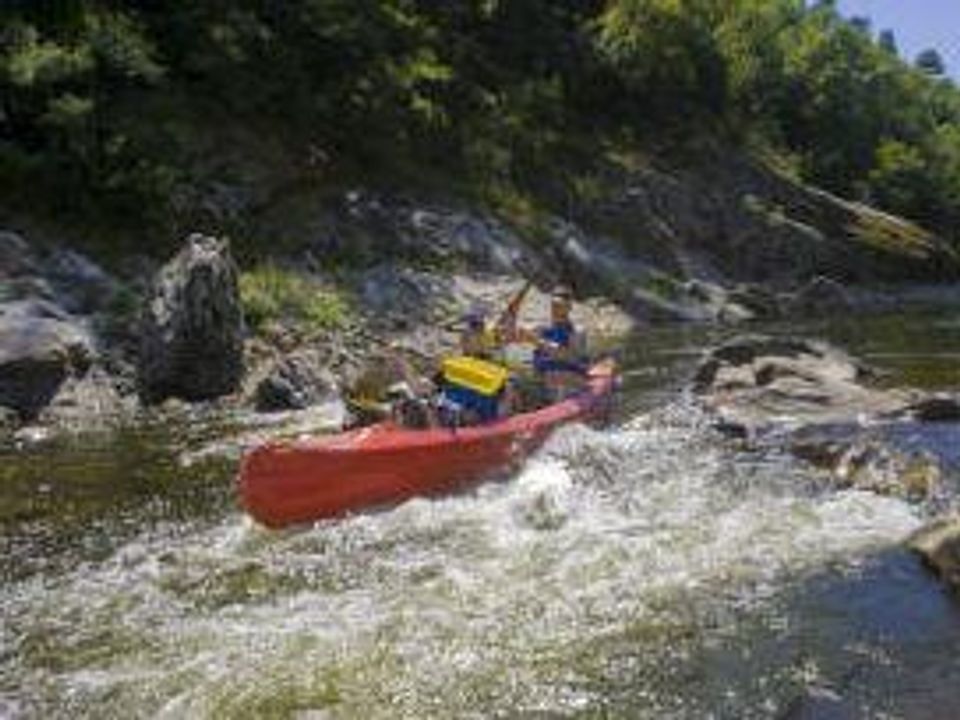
[437,304,513,425]
[459,304,500,360]
[532,285,587,400]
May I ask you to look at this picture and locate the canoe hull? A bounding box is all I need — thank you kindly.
[238,360,616,527]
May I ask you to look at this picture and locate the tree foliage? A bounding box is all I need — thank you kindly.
[1,0,959,247]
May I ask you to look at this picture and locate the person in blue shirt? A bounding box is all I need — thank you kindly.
[532,286,587,400]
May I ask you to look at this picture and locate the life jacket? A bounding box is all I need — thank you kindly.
[461,326,501,361]
[439,356,509,423]
[534,321,586,374]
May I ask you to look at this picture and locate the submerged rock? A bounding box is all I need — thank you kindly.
[909,516,960,595]
[833,441,942,500]
[138,234,244,404]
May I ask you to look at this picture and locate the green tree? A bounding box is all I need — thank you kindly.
[878,29,898,56]
[915,48,946,76]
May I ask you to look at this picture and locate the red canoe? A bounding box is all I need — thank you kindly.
[238,359,617,528]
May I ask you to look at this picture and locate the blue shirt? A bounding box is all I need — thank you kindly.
[534,322,585,374]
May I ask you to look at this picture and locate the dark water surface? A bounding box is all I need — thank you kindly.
[1,311,959,718]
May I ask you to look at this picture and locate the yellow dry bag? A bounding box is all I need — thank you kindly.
[441,356,509,396]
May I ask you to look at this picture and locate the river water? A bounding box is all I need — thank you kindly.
[1,312,959,719]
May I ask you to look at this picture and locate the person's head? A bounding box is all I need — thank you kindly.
[463,303,489,333]
[550,286,573,323]
[464,311,485,334]
[461,306,488,352]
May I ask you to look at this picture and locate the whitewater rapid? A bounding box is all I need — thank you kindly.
[5,399,948,719]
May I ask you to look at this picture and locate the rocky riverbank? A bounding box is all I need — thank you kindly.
[2,178,959,441]
[3,144,959,434]
[3,227,954,441]
[0,226,633,437]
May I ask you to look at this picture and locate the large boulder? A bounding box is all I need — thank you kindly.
[909,516,960,595]
[138,234,244,404]
[0,300,93,420]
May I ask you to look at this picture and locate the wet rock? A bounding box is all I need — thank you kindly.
[833,441,941,500]
[254,349,339,412]
[40,366,132,427]
[909,516,960,595]
[138,234,244,404]
[0,300,93,420]
[904,394,960,423]
[784,276,852,317]
[694,336,864,391]
[694,335,906,435]
[13,424,52,446]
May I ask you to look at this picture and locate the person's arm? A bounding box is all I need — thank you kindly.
[512,325,540,345]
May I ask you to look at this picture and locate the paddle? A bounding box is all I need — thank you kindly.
[492,279,535,346]
[497,279,534,327]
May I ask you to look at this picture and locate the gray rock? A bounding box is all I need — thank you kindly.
[723,283,781,321]
[0,231,35,279]
[0,233,118,316]
[693,335,846,391]
[358,265,454,328]
[138,234,244,404]
[909,516,960,595]
[693,335,905,434]
[832,441,941,500]
[905,394,960,423]
[0,301,93,420]
[0,298,72,322]
[0,405,17,431]
[784,276,852,317]
[40,365,131,427]
[254,349,339,412]
[45,248,118,314]
[545,223,707,322]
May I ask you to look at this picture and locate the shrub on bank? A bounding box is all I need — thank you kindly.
[239,265,348,335]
